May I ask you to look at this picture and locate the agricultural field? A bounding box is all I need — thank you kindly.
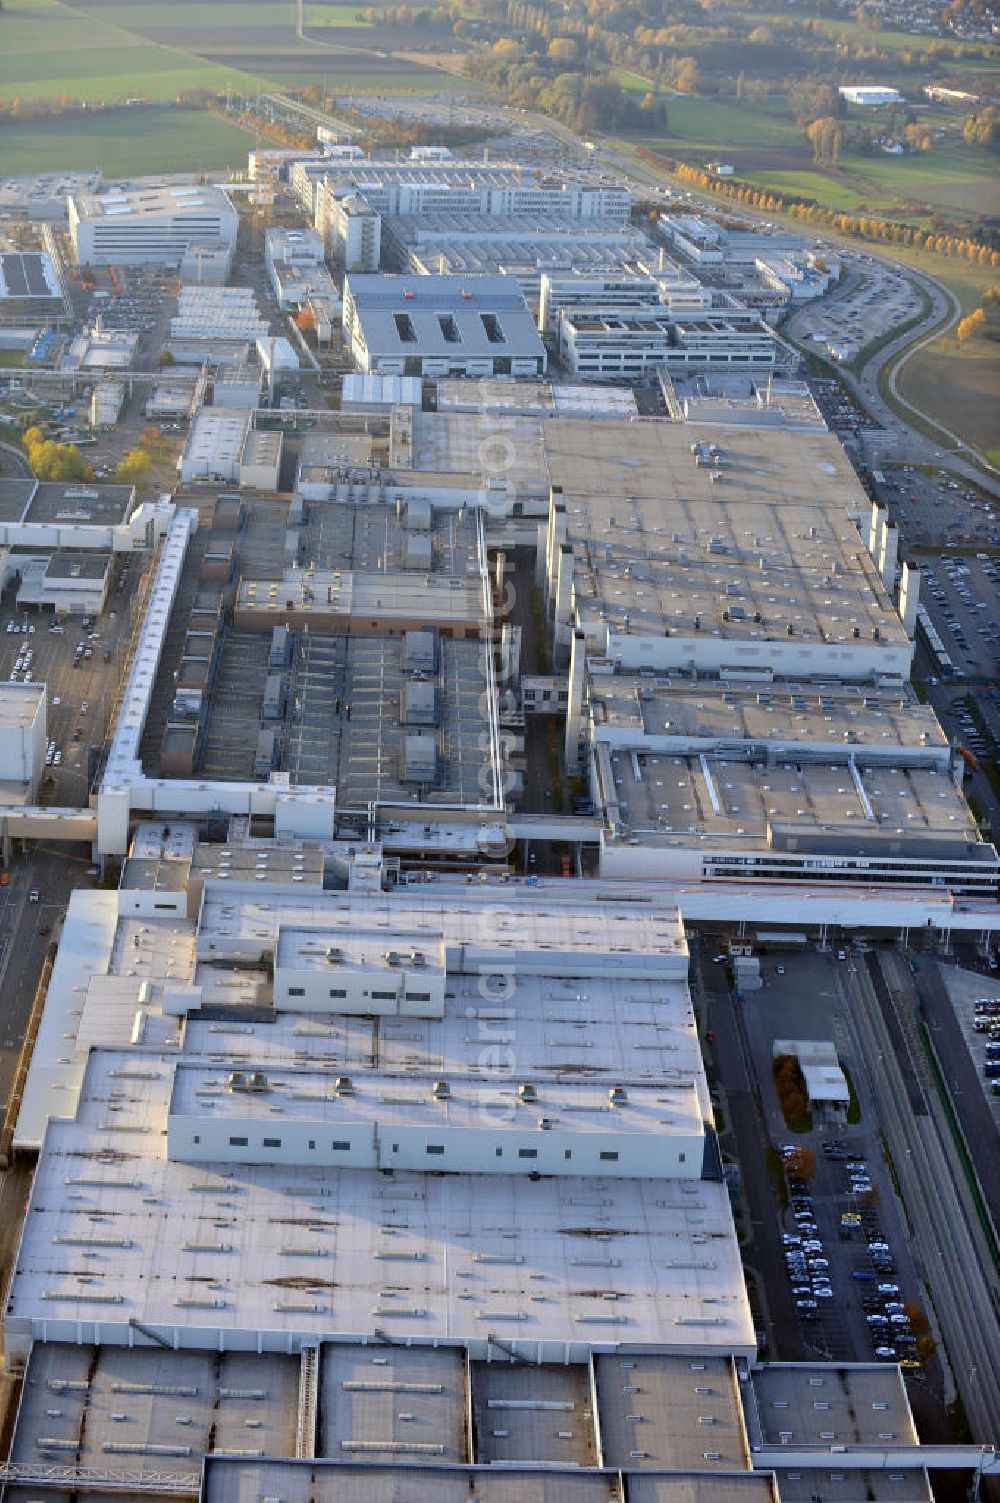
[899,335,1000,461]
[634,90,1000,223]
[57,0,458,88]
[835,145,1000,218]
[0,0,271,101]
[634,92,804,150]
[0,105,258,176]
[888,252,1000,458]
[738,146,1000,222]
[0,0,457,113]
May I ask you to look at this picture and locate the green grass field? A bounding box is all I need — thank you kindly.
[899,335,1000,454]
[0,0,279,101]
[77,0,301,30]
[888,250,1000,454]
[740,167,877,208]
[0,0,273,100]
[640,92,803,149]
[738,150,1000,221]
[0,105,258,175]
[636,86,1000,222]
[733,10,999,69]
[305,3,378,25]
[0,0,457,115]
[838,145,1000,216]
[814,14,999,64]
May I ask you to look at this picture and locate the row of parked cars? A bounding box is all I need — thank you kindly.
[827,1147,919,1369]
[781,1147,833,1318]
[974,999,1000,1094]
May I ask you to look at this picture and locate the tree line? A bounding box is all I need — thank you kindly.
[957,286,1000,340]
[646,153,1000,268]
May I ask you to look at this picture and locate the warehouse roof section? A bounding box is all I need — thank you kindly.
[543,422,904,651]
[345,274,546,364]
[749,1364,918,1447]
[597,745,983,855]
[9,1099,753,1353]
[594,1353,749,1471]
[317,1345,467,1461]
[589,680,949,760]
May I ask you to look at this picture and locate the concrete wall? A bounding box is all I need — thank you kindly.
[0,691,45,791]
[275,962,445,1017]
[604,630,913,681]
[167,1104,702,1179]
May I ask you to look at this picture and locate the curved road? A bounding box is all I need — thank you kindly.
[598,139,1000,493]
[0,440,30,478]
[785,264,1000,496]
[268,16,997,487]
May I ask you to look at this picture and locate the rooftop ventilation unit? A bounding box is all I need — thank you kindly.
[517,1082,537,1103]
[335,1075,355,1096]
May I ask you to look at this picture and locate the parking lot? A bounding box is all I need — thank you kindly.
[778,1139,921,1370]
[0,557,141,806]
[918,549,1000,681]
[934,965,1000,1127]
[792,259,924,366]
[723,950,938,1385]
[880,462,1000,553]
[807,373,871,440]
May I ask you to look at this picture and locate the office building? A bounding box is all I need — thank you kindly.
[556,305,782,379]
[317,186,382,272]
[343,274,546,378]
[68,183,238,267]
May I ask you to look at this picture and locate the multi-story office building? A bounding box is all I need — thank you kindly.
[68,183,238,267]
[556,305,781,379]
[316,185,382,272]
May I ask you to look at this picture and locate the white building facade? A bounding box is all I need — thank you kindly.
[69,185,238,268]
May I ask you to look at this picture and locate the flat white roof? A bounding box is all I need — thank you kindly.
[0,680,45,724]
[15,890,119,1151]
[168,1064,702,1138]
[200,884,689,976]
[73,183,237,221]
[10,1058,752,1353]
[9,884,753,1355]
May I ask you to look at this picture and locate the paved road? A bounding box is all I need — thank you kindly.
[0,440,30,478]
[0,845,95,1113]
[600,140,1000,495]
[842,952,1000,1442]
[823,269,1000,497]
